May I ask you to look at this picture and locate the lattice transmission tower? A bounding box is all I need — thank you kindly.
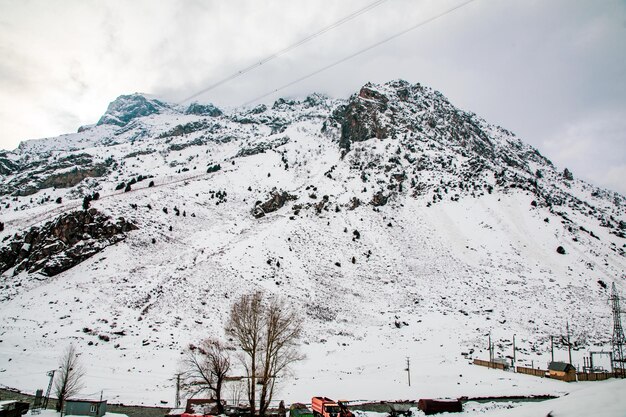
[611,282,626,378]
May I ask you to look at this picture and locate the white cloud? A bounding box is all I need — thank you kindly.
[541,110,626,194]
[0,0,624,194]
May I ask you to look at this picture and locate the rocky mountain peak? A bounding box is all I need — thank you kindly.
[185,102,223,117]
[330,80,551,176]
[97,93,170,127]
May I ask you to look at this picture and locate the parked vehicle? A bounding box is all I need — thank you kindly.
[311,397,353,417]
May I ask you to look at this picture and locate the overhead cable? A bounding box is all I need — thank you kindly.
[242,0,477,106]
[180,0,390,104]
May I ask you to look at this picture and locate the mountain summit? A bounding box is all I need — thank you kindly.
[0,80,624,403]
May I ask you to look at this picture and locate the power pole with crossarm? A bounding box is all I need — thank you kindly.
[610,283,626,377]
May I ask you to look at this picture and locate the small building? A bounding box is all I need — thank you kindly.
[0,400,29,417]
[65,399,107,417]
[548,361,576,382]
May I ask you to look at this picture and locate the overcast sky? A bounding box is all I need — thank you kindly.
[1,0,624,193]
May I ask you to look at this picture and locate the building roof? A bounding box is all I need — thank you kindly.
[549,361,575,372]
[67,399,107,404]
[184,399,220,415]
[0,401,28,408]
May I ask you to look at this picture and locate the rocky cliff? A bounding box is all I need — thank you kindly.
[0,208,136,280]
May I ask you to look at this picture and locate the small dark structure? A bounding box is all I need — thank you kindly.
[548,362,576,382]
[65,400,107,417]
[289,403,313,417]
[417,399,462,415]
[184,399,221,416]
[0,401,29,417]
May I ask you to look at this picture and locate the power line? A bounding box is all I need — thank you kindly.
[241,0,477,107]
[180,0,390,104]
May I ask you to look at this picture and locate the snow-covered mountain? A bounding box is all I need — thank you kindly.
[0,80,624,406]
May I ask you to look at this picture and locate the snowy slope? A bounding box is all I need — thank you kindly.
[0,81,624,407]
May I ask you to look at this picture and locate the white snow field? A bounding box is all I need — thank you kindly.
[1,82,624,414]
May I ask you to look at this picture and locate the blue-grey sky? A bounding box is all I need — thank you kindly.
[0,0,624,193]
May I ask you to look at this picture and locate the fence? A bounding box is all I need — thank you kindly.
[473,359,507,370]
[552,372,577,382]
[516,366,547,377]
[577,372,614,381]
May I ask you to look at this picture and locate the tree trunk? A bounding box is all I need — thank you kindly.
[249,356,256,417]
[216,380,224,414]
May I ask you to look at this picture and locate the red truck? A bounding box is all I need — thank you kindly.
[311,397,353,417]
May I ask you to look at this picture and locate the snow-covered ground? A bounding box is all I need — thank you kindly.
[1,82,624,411]
[24,410,128,417]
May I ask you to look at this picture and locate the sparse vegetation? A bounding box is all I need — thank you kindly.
[54,345,85,412]
[226,292,303,417]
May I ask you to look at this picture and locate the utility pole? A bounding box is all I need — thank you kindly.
[175,373,181,408]
[550,336,554,363]
[43,370,55,409]
[405,357,411,386]
[567,321,573,365]
[488,331,494,367]
[512,334,516,370]
[610,282,626,378]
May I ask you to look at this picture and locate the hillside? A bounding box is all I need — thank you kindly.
[0,80,625,406]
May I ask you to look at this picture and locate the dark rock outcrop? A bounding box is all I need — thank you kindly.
[253,189,298,218]
[185,102,223,117]
[371,191,388,207]
[563,168,574,181]
[2,153,109,196]
[0,153,19,175]
[236,136,290,158]
[0,209,137,277]
[334,84,390,151]
[97,94,168,126]
[38,165,108,190]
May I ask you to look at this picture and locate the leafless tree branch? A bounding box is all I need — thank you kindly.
[54,345,85,412]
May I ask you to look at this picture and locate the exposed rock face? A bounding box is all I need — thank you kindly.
[38,165,108,190]
[563,168,574,181]
[236,136,290,158]
[0,209,137,277]
[371,191,389,207]
[0,153,19,175]
[97,94,168,126]
[185,102,223,117]
[334,83,390,150]
[249,104,268,114]
[331,80,551,173]
[253,189,298,218]
[1,153,109,196]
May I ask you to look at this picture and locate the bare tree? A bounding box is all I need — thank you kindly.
[54,345,85,412]
[181,338,231,414]
[226,292,303,417]
[227,379,246,406]
[226,292,264,417]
